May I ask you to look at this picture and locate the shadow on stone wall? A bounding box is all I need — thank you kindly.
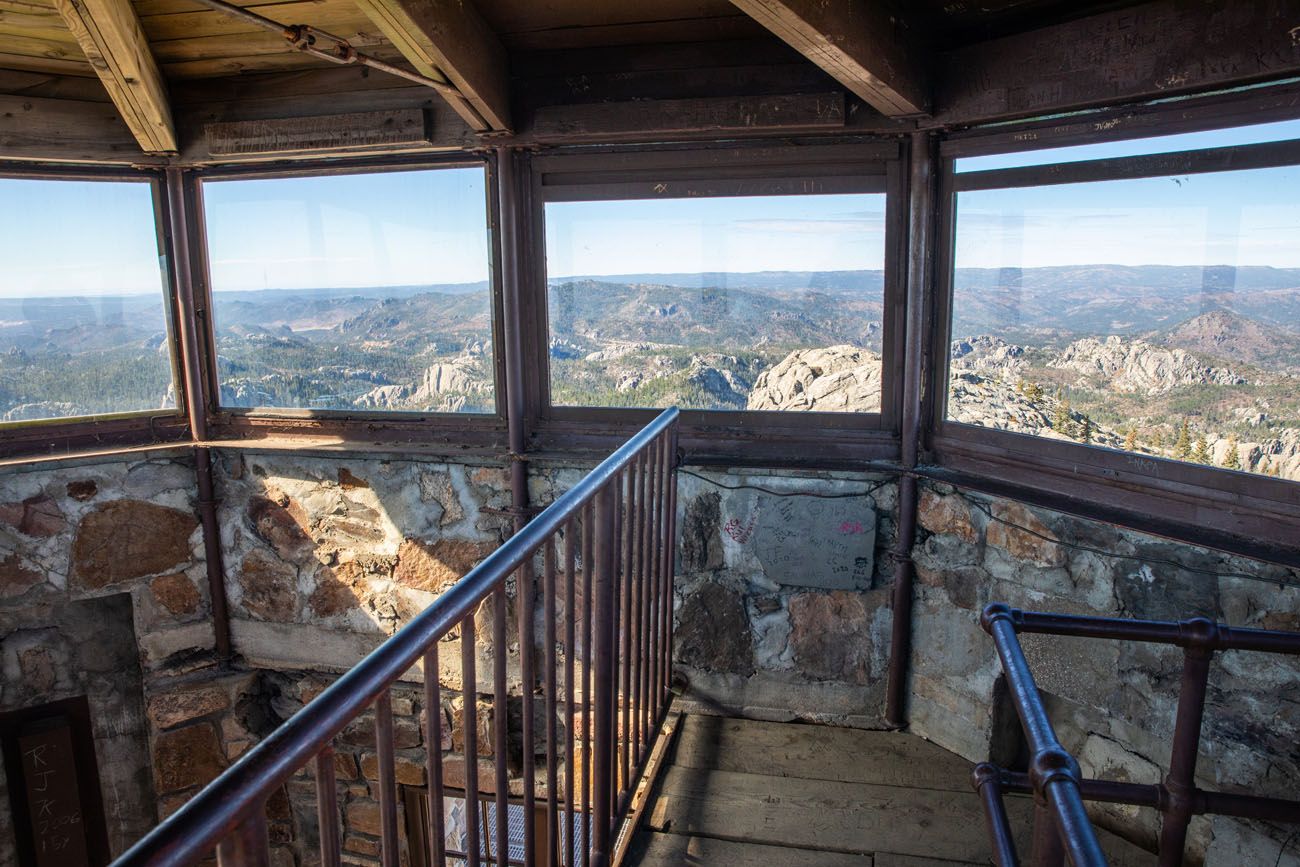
[908,481,1300,866]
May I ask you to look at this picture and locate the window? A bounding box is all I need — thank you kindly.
[945,144,1300,483]
[954,118,1300,173]
[544,193,888,413]
[200,166,495,414]
[0,177,175,424]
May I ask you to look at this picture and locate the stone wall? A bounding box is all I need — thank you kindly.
[908,481,1300,865]
[0,455,218,866]
[534,464,899,728]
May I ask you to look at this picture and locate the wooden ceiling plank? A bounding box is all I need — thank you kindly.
[352,0,509,132]
[728,0,930,117]
[51,0,176,152]
[936,0,1300,123]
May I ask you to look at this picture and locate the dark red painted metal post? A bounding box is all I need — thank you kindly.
[424,644,447,867]
[1158,638,1214,867]
[374,692,400,867]
[215,810,270,867]
[972,764,1020,867]
[590,483,618,867]
[314,747,341,867]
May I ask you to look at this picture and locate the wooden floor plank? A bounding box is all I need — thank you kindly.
[874,855,982,867]
[646,765,1034,863]
[630,831,874,866]
[671,715,974,792]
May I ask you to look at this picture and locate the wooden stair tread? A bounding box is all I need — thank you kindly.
[671,715,973,792]
[629,831,876,866]
[645,765,1035,863]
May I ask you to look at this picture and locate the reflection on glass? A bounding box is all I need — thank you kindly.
[948,164,1300,481]
[202,167,494,413]
[545,194,887,412]
[954,118,1300,172]
[0,178,174,423]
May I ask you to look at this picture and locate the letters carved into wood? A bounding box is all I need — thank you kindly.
[0,697,110,867]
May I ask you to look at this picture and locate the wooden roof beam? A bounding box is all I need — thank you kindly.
[352,0,510,133]
[51,0,176,154]
[727,0,929,118]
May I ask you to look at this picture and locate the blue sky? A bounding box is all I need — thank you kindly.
[2,118,1299,298]
[545,193,887,278]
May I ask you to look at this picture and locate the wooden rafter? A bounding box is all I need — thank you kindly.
[352,0,510,133]
[51,0,176,153]
[728,0,929,118]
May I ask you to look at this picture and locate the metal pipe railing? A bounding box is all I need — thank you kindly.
[975,603,1300,867]
[115,408,681,867]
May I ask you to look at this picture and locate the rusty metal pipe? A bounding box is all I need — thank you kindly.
[885,130,937,728]
[973,764,1022,867]
[183,0,458,96]
[1158,646,1213,867]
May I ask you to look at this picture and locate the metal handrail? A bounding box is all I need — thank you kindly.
[974,603,1300,867]
[116,407,680,866]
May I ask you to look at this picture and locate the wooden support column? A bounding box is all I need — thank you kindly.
[50,0,176,154]
[728,0,929,117]
[352,0,510,132]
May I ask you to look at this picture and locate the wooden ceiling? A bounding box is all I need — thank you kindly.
[0,0,1297,164]
[0,0,1157,82]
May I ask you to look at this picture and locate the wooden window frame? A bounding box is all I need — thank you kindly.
[0,163,191,460]
[521,140,909,467]
[927,111,1300,557]
[187,154,510,454]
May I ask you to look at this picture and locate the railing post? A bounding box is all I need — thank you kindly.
[1159,628,1215,867]
[591,483,618,867]
[216,810,270,867]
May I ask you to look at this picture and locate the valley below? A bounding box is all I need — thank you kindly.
[1,266,1297,481]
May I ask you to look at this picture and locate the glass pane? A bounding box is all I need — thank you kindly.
[0,178,174,423]
[954,118,1300,172]
[545,193,887,412]
[202,167,494,413]
[949,164,1300,482]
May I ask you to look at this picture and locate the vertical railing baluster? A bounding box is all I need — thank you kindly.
[544,539,560,865]
[1158,644,1214,867]
[643,444,659,729]
[1030,802,1065,867]
[632,451,647,762]
[493,584,509,867]
[662,431,678,702]
[564,519,578,867]
[462,615,481,867]
[581,500,594,867]
[611,475,623,820]
[519,560,536,866]
[640,447,655,754]
[647,437,661,719]
[216,809,271,867]
[315,747,342,867]
[375,691,400,867]
[623,459,639,787]
[619,468,634,807]
[591,483,618,867]
[425,645,447,866]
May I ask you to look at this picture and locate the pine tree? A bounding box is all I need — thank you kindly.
[1221,435,1241,470]
[1151,429,1165,451]
[1024,382,1044,403]
[1078,416,1092,444]
[1123,427,1138,452]
[1192,436,1212,464]
[1173,420,1192,461]
[1052,390,1072,435]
